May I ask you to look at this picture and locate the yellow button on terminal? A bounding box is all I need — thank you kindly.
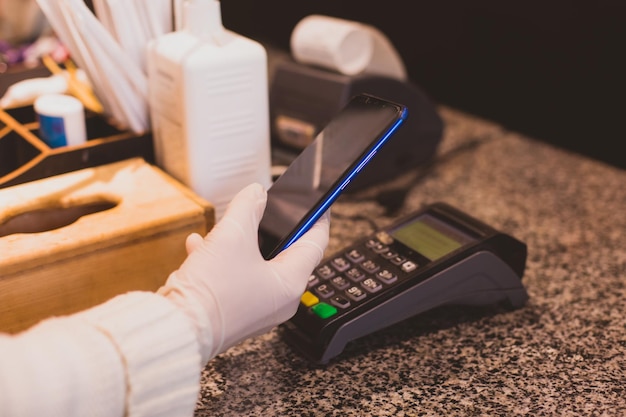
[300,291,319,307]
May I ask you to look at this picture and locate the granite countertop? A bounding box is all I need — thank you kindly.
[194,107,626,416]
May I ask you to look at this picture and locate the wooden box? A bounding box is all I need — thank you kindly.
[0,158,215,334]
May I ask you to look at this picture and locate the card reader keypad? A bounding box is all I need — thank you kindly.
[301,235,422,319]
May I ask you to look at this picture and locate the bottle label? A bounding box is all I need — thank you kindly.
[38,114,69,148]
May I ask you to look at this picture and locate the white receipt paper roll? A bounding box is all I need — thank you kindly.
[34,94,87,148]
[290,14,407,80]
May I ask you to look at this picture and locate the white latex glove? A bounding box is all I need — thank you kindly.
[158,183,330,364]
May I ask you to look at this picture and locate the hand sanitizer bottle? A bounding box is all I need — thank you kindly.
[147,0,272,220]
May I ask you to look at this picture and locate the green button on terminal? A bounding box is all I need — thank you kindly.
[311,302,337,319]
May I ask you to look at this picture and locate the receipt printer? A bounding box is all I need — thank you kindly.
[269,59,444,191]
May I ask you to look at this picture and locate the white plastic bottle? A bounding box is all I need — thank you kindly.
[147,0,272,219]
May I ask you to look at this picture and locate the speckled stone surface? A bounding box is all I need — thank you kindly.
[194,107,626,416]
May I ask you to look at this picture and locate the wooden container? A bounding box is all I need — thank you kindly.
[0,158,215,334]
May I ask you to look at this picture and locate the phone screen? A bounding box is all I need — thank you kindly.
[258,94,407,259]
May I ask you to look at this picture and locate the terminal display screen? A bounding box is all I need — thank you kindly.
[391,214,475,261]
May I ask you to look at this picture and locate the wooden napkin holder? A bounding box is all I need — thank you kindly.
[0,158,215,333]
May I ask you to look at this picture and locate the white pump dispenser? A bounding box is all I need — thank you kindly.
[147,0,272,219]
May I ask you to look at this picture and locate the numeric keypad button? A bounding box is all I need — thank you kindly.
[362,278,382,293]
[331,256,351,272]
[346,285,366,301]
[401,261,418,273]
[316,264,335,280]
[389,254,407,265]
[330,275,350,290]
[307,274,320,288]
[346,249,365,263]
[376,269,397,284]
[365,239,388,253]
[361,259,380,274]
[330,295,351,309]
[346,267,365,282]
[314,283,335,299]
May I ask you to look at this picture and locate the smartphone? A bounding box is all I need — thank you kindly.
[258,93,408,259]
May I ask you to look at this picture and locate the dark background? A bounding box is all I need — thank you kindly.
[219,0,625,170]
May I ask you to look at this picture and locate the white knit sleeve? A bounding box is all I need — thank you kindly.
[0,291,202,417]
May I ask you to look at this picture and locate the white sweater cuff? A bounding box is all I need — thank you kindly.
[76,291,202,417]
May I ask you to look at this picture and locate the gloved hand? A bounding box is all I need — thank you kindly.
[158,183,330,363]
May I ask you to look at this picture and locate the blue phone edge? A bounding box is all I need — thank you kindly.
[278,108,409,254]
